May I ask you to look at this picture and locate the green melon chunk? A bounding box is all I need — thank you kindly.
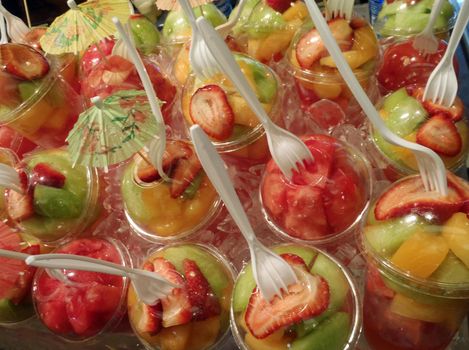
[33,185,82,219]
[431,252,469,284]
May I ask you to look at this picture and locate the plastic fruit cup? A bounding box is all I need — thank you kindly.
[182,54,283,165]
[369,86,469,182]
[288,16,380,116]
[229,1,309,64]
[128,243,235,350]
[121,140,222,243]
[374,0,456,40]
[0,125,37,158]
[361,173,469,350]
[0,148,19,222]
[260,135,371,262]
[4,149,101,244]
[0,227,41,326]
[32,238,130,342]
[231,244,361,350]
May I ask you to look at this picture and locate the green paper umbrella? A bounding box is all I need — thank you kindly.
[66,89,160,170]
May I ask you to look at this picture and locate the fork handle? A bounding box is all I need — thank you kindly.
[178,0,199,30]
[0,248,29,260]
[441,0,469,66]
[196,17,273,131]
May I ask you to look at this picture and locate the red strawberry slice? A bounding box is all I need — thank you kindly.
[280,254,308,270]
[189,85,235,141]
[170,154,202,198]
[409,87,464,122]
[31,163,66,188]
[262,173,287,217]
[266,0,291,12]
[152,257,192,327]
[284,187,330,240]
[416,114,462,157]
[0,44,50,81]
[137,301,163,335]
[296,19,353,69]
[183,259,221,321]
[374,175,464,222]
[245,264,330,339]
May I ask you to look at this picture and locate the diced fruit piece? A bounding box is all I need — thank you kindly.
[411,87,464,122]
[245,328,290,350]
[137,301,163,335]
[290,312,350,350]
[383,87,409,112]
[190,85,235,140]
[31,163,66,188]
[320,49,376,69]
[39,300,72,334]
[129,14,160,55]
[136,164,159,183]
[441,212,469,268]
[374,175,464,222]
[262,174,287,216]
[154,322,191,350]
[228,95,261,127]
[6,189,34,221]
[152,257,192,327]
[273,245,317,266]
[183,259,221,321]
[170,155,202,199]
[66,291,96,335]
[391,231,449,278]
[352,25,378,53]
[237,56,277,103]
[266,0,291,12]
[18,81,39,101]
[182,171,203,199]
[0,44,50,80]
[431,252,469,283]
[245,264,329,339]
[33,185,81,219]
[280,253,308,270]
[245,3,286,39]
[366,265,395,299]
[282,2,308,21]
[185,316,221,350]
[416,114,462,157]
[81,37,115,76]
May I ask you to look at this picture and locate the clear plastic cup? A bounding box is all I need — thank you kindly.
[374,0,457,40]
[121,140,222,243]
[231,243,361,350]
[128,243,235,350]
[4,148,101,244]
[32,237,130,342]
[369,85,469,182]
[260,135,371,263]
[361,173,469,350]
[181,53,283,165]
[287,16,380,116]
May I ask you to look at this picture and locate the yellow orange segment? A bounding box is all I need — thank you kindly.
[352,25,378,53]
[245,330,289,350]
[282,2,309,21]
[155,323,192,350]
[320,49,376,70]
[391,231,449,278]
[228,95,268,127]
[442,213,469,268]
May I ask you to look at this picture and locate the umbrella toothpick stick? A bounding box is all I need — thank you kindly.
[22,0,31,27]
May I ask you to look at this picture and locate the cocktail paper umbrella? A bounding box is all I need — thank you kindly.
[66,89,160,171]
[156,0,212,11]
[40,0,131,55]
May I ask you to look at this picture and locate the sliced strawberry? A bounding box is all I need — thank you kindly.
[137,301,163,335]
[245,264,330,339]
[0,44,49,80]
[190,85,235,141]
[374,175,464,222]
[24,27,47,51]
[183,259,220,321]
[266,0,291,12]
[279,254,308,270]
[262,173,288,217]
[170,154,202,198]
[31,163,66,188]
[152,257,192,327]
[296,19,353,69]
[6,189,34,222]
[416,114,462,157]
[410,87,464,122]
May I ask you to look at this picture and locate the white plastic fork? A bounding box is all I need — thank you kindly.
[0,11,7,44]
[325,0,354,21]
[190,125,297,301]
[304,0,448,195]
[423,0,469,107]
[26,254,178,306]
[113,17,170,181]
[215,0,246,38]
[195,16,314,180]
[0,3,29,43]
[412,0,444,55]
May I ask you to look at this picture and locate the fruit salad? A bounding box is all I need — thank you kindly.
[32,238,129,341]
[288,16,379,114]
[230,0,309,63]
[4,149,101,243]
[128,14,161,55]
[128,244,234,350]
[375,0,455,39]
[0,224,41,325]
[362,173,469,350]
[121,140,220,242]
[231,244,361,350]
[371,86,468,180]
[81,52,176,121]
[261,135,370,246]
[0,43,83,148]
[182,54,281,163]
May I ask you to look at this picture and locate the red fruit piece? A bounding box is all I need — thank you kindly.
[266,0,291,12]
[245,264,330,339]
[81,37,116,76]
[0,72,20,108]
[262,173,287,217]
[24,27,47,51]
[183,259,221,321]
[410,87,464,122]
[366,265,395,299]
[190,84,235,141]
[6,185,34,222]
[416,114,462,157]
[152,257,192,327]
[84,284,122,313]
[39,300,73,334]
[280,253,308,270]
[284,186,330,240]
[374,175,464,222]
[170,154,202,198]
[66,290,97,336]
[296,19,353,69]
[0,43,50,80]
[31,163,66,188]
[138,301,163,335]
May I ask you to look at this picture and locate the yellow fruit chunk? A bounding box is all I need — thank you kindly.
[256,30,294,62]
[282,2,308,21]
[442,213,469,268]
[320,49,376,70]
[352,25,378,53]
[391,231,449,278]
[245,329,289,350]
[174,45,190,85]
[186,317,221,350]
[247,39,262,59]
[155,323,192,350]
[238,61,258,93]
[308,80,343,99]
[228,95,269,127]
